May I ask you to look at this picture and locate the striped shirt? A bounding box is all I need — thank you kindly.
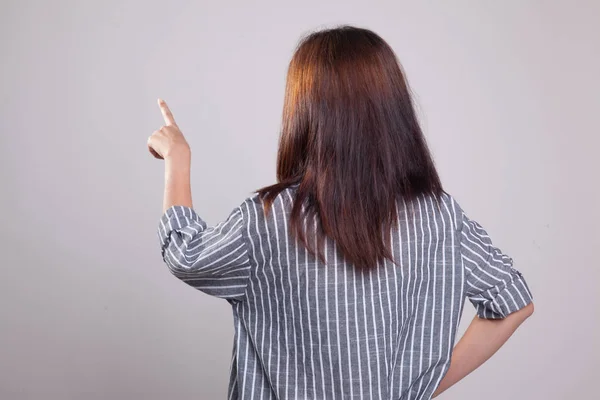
[157,188,533,400]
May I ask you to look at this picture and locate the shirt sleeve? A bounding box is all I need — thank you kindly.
[157,205,251,301]
[460,211,533,319]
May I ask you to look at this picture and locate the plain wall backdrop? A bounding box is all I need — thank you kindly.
[1,0,598,399]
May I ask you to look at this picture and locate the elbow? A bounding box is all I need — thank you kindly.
[522,301,535,318]
[496,301,534,322]
[509,301,534,321]
[501,301,534,321]
[161,245,191,274]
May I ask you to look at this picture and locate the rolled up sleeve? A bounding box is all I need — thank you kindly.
[460,213,533,319]
[158,205,251,301]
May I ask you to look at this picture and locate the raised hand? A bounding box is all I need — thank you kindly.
[147,99,190,160]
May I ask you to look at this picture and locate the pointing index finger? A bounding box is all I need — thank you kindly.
[158,98,177,126]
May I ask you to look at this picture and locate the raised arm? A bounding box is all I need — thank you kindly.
[147,98,193,212]
[148,99,251,301]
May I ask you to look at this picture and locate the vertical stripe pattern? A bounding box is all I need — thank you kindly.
[157,190,533,399]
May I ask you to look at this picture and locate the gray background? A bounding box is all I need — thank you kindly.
[1,0,598,399]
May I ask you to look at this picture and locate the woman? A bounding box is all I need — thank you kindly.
[148,26,534,400]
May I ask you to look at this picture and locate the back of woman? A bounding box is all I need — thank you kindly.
[149,25,533,400]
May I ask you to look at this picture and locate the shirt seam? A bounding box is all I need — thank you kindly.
[235,201,255,304]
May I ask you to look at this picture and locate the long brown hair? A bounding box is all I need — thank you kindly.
[257,26,443,269]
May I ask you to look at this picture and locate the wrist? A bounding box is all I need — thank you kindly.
[165,144,191,162]
[165,148,191,168]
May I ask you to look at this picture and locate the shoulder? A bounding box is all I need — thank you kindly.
[416,191,465,232]
[235,193,262,222]
[236,185,297,221]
